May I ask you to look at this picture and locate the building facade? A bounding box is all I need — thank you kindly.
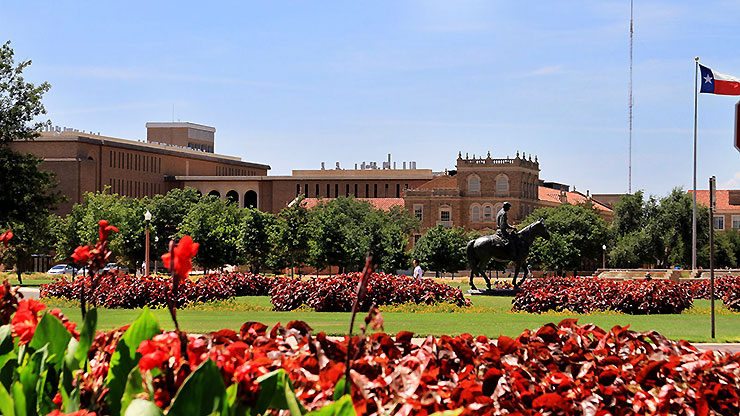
[690,190,740,231]
[10,123,269,214]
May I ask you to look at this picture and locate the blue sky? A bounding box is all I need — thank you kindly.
[3,0,740,195]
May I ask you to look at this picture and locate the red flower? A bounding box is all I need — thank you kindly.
[0,229,13,247]
[532,392,569,411]
[161,236,199,282]
[137,332,181,372]
[71,245,93,265]
[98,220,119,242]
[11,299,46,344]
[47,410,96,416]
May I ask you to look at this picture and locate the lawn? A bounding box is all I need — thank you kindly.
[1,271,55,286]
[45,295,740,343]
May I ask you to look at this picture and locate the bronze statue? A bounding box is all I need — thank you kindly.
[496,202,515,245]
[467,217,550,290]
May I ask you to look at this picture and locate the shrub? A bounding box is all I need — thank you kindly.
[40,272,277,308]
[680,275,739,299]
[512,277,693,314]
[270,272,469,311]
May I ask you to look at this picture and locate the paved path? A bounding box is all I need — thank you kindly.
[17,287,39,299]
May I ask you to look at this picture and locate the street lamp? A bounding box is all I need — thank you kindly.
[144,210,152,277]
[602,244,607,270]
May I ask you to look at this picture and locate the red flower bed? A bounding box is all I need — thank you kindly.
[71,318,739,415]
[513,277,693,314]
[680,275,739,300]
[270,272,470,311]
[722,278,740,312]
[40,272,276,308]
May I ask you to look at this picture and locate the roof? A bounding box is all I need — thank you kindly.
[36,131,270,170]
[416,175,458,190]
[145,122,216,132]
[300,198,405,211]
[538,186,613,213]
[688,190,739,212]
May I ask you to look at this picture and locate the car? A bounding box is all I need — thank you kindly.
[47,264,76,275]
[102,263,129,274]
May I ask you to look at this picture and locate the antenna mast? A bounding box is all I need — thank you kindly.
[628,0,634,194]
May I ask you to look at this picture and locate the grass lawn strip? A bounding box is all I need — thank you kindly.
[43,296,740,343]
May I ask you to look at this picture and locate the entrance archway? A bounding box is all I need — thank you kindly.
[226,190,239,204]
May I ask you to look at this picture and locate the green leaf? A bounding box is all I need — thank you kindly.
[12,381,26,416]
[254,369,305,416]
[29,313,71,368]
[332,377,347,401]
[0,325,13,355]
[305,395,355,416]
[123,399,163,416]
[67,308,97,370]
[106,308,161,416]
[121,366,145,415]
[168,360,226,416]
[0,381,15,416]
[0,325,17,389]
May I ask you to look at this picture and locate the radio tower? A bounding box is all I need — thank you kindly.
[628,0,634,194]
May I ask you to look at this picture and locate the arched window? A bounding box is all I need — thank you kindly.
[470,204,481,222]
[244,190,258,209]
[483,204,494,221]
[467,174,481,193]
[208,190,220,198]
[225,190,239,204]
[495,174,509,195]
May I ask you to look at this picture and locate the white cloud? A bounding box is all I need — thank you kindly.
[721,171,740,188]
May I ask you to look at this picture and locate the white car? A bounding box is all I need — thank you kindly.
[47,264,76,275]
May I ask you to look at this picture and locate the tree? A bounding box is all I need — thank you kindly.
[0,41,58,280]
[307,198,372,273]
[268,197,310,276]
[237,208,276,273]
[0,41,50,144]
[411,225,469,277]
[522,203,609,274]
[147,187,202,257]
[180,197,242,271]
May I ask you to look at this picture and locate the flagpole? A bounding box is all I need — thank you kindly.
[692,57,699,271]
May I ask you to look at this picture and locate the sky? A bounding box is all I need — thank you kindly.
[3,0,740,196]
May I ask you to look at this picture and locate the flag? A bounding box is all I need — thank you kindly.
[699,64,740,95]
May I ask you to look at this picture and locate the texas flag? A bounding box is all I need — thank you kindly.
[699,64,740,95]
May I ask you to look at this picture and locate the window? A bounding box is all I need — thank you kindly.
[385,183,389,196]
[355,184,358,197]
[413,204,423,221]
[316,184,320,197]
[304,183,309,197]
[396,183,400,198]
[346,184,350,196]
[483,205,493,221]
[374,184,378,198]
[467,174,481,193]
[713,216,725,230]
[470,205,481,222]
[327,184,331,197]
[733,215,740,230]
[335,184,339,197]
[365,184,369,198]
[495,174,509,195]
[440,208,451,222]
[413,234,422,244]
[296,184,301,196]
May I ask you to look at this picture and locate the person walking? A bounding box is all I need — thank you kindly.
[413,259,424,282]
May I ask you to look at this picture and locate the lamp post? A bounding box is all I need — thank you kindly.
[144,210,152,277]
[602,244,607,269]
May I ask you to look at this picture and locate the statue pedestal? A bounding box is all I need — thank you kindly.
[467,288,520,296]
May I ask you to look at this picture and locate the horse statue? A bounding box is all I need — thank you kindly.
[467,218,550,290]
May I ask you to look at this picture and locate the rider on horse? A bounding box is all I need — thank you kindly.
[496,202,516,243]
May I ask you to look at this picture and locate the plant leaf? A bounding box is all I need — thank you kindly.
[305,395,356,416]
[121,366,145,415]
[124,399,163,416]
[168,359,226,416]
[0,381,15,416]
[29,313,71,368]
[254,369,306,416]
[106,308,160,416]
[66,308,97,370]
[332,377,346,401]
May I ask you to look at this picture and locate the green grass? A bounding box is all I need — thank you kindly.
[43,295,740,343]
[1,272,56,286]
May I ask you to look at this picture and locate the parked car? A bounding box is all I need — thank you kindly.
[47,264,75,275]
[102,263,129,274]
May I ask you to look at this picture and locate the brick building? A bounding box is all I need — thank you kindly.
[10,123,269,214]
[689,190,740,231]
